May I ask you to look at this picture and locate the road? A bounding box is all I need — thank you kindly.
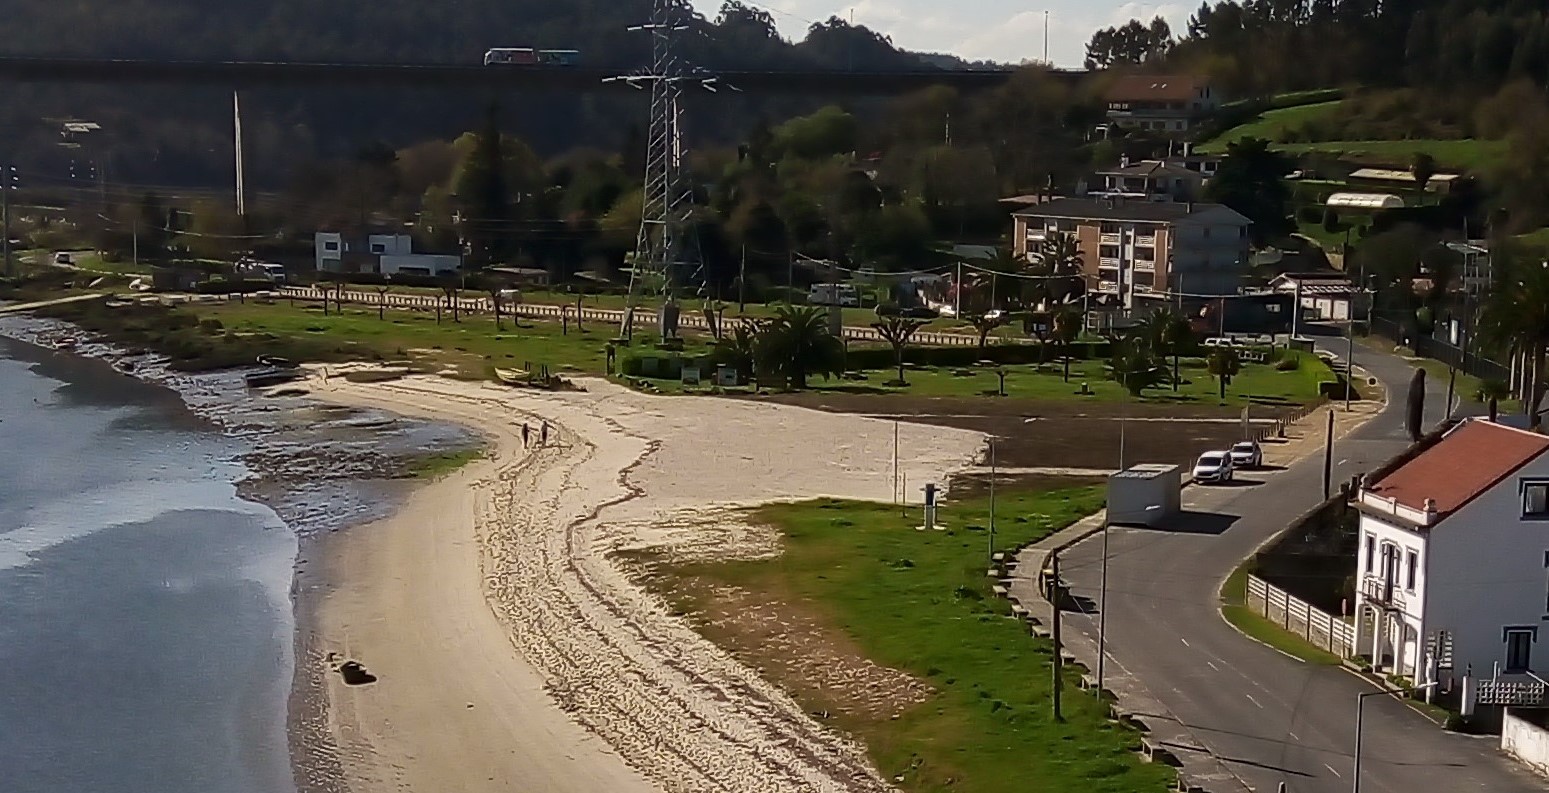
[1056,333,1543,793]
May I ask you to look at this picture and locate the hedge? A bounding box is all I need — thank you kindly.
[843,340,1111,370]
[621,352,714,380]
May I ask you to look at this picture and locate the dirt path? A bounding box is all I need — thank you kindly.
[305,374,984,793]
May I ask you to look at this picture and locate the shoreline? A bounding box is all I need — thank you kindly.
[295,370,985,793]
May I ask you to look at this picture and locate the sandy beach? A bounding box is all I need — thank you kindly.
[299,373,985,793]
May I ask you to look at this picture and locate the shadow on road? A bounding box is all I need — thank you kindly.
[1124,510,1241,535]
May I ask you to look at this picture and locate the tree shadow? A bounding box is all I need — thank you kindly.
[1129,510,1241,535]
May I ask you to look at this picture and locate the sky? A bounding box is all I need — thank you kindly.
[690,1,1189,69]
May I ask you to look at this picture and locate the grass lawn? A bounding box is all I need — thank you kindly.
[1198,100,1345,153]
[1354,334,1518,413]
[196,300,642,378]
[1218,564,1344,666]
[1272,139,1506,171]
[659,486,1173,792]
[664,350,1331,409]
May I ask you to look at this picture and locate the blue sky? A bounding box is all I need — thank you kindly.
[691,1,1188,68]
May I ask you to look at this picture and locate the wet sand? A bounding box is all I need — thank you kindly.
[297,372,984,793]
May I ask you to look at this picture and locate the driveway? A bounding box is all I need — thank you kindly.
[1054,335,1543,792]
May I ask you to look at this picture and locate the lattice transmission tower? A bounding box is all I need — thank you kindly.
[610,0,728,337]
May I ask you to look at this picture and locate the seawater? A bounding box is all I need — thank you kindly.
[0,327,476,793]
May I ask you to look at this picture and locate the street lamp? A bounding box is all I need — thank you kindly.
[1352,682,1437,792]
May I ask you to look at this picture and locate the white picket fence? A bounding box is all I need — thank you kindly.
[1245,575,1354,658]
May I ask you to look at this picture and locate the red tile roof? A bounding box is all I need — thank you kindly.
[1367,420,1549,519]
[1106,74,1209,103]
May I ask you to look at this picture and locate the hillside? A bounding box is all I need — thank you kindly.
[0,0,935,188]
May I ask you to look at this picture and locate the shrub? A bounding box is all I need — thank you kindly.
[198,318,224,335]
[1275,357,1300,371]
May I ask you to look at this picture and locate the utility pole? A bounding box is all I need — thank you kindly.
[738,244,747,312]
[1044,10,1050,64]
[233,91,246,218]
[987,438,997,563]
[955,260,963,318]
[1323,409,1335,499]
[1346,321,1357,410]
[787,250,795,300]
[2,164,12,278]
[1050,548,1064,721]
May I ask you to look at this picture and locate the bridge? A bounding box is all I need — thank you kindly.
[0,293,109,315]
[0,57,1066,94]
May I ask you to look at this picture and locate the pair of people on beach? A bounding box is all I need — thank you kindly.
[521,420,549,448]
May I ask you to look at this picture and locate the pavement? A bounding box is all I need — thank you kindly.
[1007,332,1546,793]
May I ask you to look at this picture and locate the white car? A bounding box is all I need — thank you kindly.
[1229,441,1263,469]
[1193,451,1235,483]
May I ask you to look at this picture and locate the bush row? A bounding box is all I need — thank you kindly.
[843,341,1113,370]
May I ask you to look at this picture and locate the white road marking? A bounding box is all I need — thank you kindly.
[1325,763,1343,778]
[1207,661,1220,671]
[1181,638,1191,647]
[1246,693,1263,708]
[1338,459,1348,465]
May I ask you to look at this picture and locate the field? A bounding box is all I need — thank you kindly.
[645,485,1175,793]
[1198,100,1345,152]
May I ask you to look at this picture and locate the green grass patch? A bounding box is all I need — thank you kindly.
[1354,335,1518,412]
[1199,100,1346,152]
[405,447,484,478]
[1219,564,1344,666]
[671,486,1172,792]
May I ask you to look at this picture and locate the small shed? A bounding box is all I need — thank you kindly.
[1107,464,1183,527]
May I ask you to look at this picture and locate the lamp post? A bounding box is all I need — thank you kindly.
[1352,682,1437,793]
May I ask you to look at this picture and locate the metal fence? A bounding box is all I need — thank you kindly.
[1245,575,1354,657]
[1370,316,1511,384]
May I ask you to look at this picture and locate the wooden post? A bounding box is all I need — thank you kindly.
[1051,549,1064,721]
[1323,409,1334,500]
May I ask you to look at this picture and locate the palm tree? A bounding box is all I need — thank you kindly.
[1034,231,1086,305]
[1141,308,1194,391]
[872,316,926,385]
[1207,347,1242,402]
[1050,304,1082,382]
[1109,338,1167,397]
[1478,251,1549,425]
[969,312,1004,352]
[754,305,845,390]
[715,320,761,383]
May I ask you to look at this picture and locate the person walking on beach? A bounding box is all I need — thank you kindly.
[521,422,531,448]
[540,421,549,446]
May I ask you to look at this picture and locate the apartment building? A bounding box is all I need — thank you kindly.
[1011,197,1252,307]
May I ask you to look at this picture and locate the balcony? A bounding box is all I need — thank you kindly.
[1100,233,1122,245]
[1134,261,1156,274]
[1361,576,1405,611]
[1136,235,1157,247]
[1099,257,1121,270]
[1096,282,1119,294]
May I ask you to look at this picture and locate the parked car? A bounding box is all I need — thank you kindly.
[1229,440,1263,469]
[53,251,72,265]
[1193,451,1235,483]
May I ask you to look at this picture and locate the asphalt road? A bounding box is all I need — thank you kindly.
[1057,334,1544,793]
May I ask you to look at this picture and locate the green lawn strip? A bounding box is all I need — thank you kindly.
[678,487,1172,792]
[1353,335,1518,412]
[405,447,485,478]
[1199,100,1346,152]
[1218,564,1343,666]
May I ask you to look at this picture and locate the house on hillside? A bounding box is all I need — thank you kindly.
[1354,419,1549,710]
[1104,75,1221,135]
[1091,158,1204,203]
[1011,197,1252,308]
[1348,167,1462,194]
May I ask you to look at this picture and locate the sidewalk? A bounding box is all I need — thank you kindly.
[1000,400,1380,792]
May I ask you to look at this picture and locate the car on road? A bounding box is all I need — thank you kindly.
[1229,440,1263,469]
[53,252,72,265]
[1193,451,1235,483]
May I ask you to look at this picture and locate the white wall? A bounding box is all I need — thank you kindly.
[1426,449,1549,683]
[1356,513,1428,675]
[366,234,413,256]
[1502,709,1549,778]
[380,254,460,276]
[315,232,343,271]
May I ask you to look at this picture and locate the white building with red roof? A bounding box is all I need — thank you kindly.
[1355,419,1549,696]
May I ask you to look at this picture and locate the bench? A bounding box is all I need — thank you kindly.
[992,584,1009,598]
[1009,603,1028,618]
[1139,737,1180,766]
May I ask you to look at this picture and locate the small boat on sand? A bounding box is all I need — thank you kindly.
[244,368,303,388]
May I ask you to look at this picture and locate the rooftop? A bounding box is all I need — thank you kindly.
[1349,167,1461,183]
[1326,192,1404,210]
[1097,160,1199,179]
[1105,74,1209,103]
[1363,419,1549,523]
[1012,197,1249,225]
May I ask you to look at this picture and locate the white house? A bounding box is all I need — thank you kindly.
[1355,419,1549,698]
[314,232,461,276]
[1269,272,1364,323]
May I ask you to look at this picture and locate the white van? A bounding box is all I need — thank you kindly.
[808,283,860,307]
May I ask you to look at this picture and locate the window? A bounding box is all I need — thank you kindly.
[1406,549,1418,591]
[1365,533,1375,574]
[1522,480,1549,518]
[370,243,386,254]
[1505,628,1536,673]
[323,241,339,252]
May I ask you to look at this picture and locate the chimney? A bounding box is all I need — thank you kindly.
[1120,154,1130,168]
[1423,498,1438,519]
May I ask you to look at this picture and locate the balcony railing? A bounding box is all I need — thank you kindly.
[1361,575,1405,610]
[1357,490,1438,526]
[1134,262,1156,274]
[1136,235,1157,247]
[1100,233,1122,245]
[1099,257,1121,269]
